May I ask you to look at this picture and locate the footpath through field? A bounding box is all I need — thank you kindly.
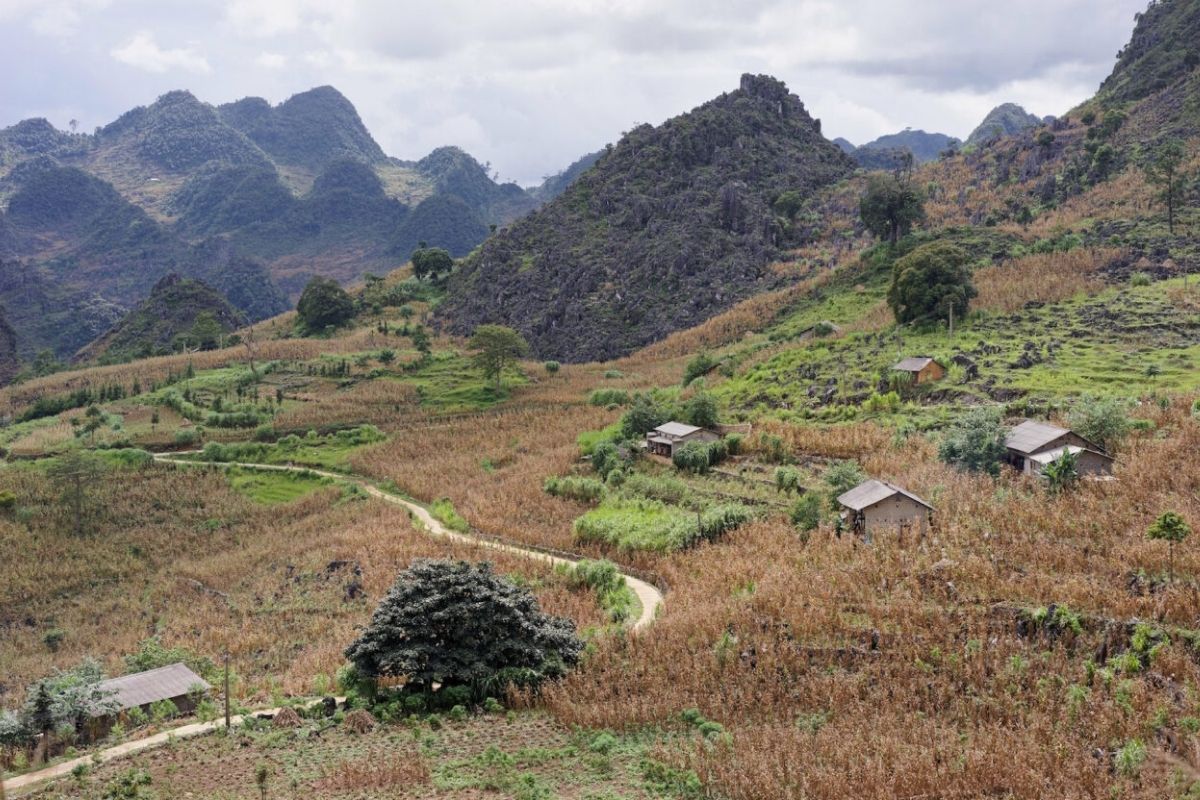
[4,455,663,796]
[150,455,664,630]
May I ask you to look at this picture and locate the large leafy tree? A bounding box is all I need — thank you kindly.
[938,407,1009,477]
[859,171,926,245]
[468,325,529,389]
[296,277,354,333]
[411,247,455,282]
[888,241,976,325]
[344,560,583,695]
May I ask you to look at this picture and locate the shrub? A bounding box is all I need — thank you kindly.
[588,388,631,407]
[622,472,692,505]
[1129,271,1152,287]
[591,442,622,480]
[790,493,822,532]
[543,475,606,504]
[682,352,717,386]
[673,439,728,474]
[174,428,200,446]
[724,433,744,455]
[1067,394,1131,452]
[0,490,19,510]
[619,394,676,440]
[938,408,1008,476]
[775,466,803,494]
[430,498,469,532]
[824,460,866,497]
[564,560,634,623]
[543,360,560,374]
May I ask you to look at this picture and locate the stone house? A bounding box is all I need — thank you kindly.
[837,479,933,541]
[1004,420,1113,476]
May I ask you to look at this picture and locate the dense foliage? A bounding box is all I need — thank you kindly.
[297,277,355,333]
[887,241,976,324]
[938,407,1009,476]
[343,560,584,695]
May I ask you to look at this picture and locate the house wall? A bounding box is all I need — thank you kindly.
[861,497,930,536]
[916,362,945,384]
[1075,450,1113,475]
[1013,432,1100,474]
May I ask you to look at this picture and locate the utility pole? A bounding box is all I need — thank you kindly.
[948,302,954,338]
[223,652,231,730]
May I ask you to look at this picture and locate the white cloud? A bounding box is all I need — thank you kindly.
[23,0,110,38]
[111,31,212,75]
[2,0,1153,183]
[256,51,288,69]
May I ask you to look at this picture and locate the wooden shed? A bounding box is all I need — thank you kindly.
[85,663,210,741]
[837,479,933,541]
[1004,420,1113,476]
[892,357,945,384]
[645,422,719,458]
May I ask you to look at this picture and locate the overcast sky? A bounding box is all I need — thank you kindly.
[0,0,1148,185]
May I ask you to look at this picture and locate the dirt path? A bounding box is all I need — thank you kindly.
[152,456,664,630]
[2,708,282,795]
[5,456,662,795]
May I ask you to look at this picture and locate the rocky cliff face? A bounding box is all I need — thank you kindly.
[0,303,20,386]
[440,74,855,362]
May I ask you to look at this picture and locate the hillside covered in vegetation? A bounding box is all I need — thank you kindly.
[441,74,855,362]
[76,275,248,364]
[3,3,1200,800]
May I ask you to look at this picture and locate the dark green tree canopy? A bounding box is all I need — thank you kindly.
[468,324,528,388]
[296,276,354,332]
[411,247,455,281]
[888,241,976,325]
[860,173,926,245]
[344,560,583,694]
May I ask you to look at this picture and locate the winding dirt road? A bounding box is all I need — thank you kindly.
[3,455,662,796]
[152,455,664,630]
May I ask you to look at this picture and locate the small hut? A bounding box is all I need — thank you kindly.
[891,357,945,384]
[837,479,933,541]
[1004,420,1113,476]
[85,663,210,741]
[645,422,719,458]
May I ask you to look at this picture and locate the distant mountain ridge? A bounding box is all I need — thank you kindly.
[966,103,1045,147]
[856,129,960,163]
[441,74,855,362]
[0,85,591,359]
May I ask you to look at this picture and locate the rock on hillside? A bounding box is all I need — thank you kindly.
[966,103,1043,147]
[0,303,19,385]
[440,74,855,362]
[218,86,387,172]
[1100,0,1200,103]
[76,274,247,363]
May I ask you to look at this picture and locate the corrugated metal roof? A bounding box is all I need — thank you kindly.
[654,422,702,438]
[837,479,932,511]
[892,357,934,372]
[1005,420,1069,455]
[1028,445,1113,465]
[93,663,210,714]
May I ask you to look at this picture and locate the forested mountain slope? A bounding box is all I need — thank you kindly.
[441,74,855,362]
